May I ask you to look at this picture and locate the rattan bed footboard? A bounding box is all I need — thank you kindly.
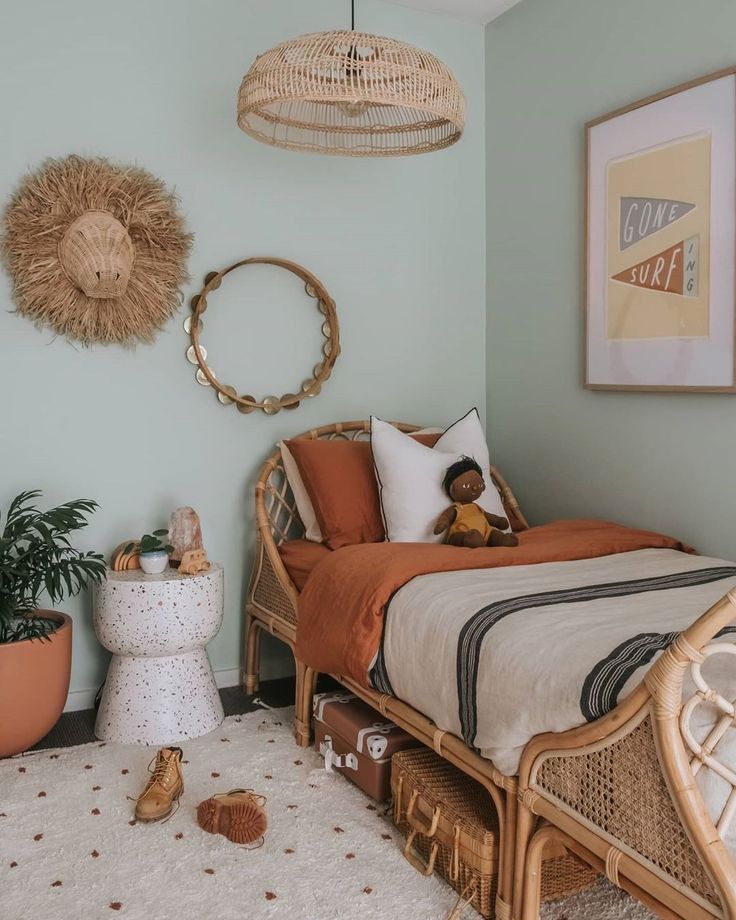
[517,591,736,920]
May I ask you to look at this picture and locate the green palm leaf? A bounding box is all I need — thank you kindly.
[0,491,104,642]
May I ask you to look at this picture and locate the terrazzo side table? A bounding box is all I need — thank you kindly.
[93,565,224,745]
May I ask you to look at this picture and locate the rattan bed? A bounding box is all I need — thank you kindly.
[245,420,736,919]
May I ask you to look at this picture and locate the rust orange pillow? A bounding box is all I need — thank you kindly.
[285,433,439,550]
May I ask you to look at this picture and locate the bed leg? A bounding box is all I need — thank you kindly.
[513,792,538,919]
[294,659,317,747]
[243,610,262,695]
[496,785,517,920]
[520,825,559,920]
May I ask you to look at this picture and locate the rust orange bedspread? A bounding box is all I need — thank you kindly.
[295,519,692,687]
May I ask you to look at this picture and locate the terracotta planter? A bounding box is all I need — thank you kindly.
[0,611,72,758]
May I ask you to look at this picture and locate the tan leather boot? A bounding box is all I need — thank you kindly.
[197,789,267,845]
[134,747,184,822]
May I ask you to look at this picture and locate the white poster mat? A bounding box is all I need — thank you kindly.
[587,74,735,389]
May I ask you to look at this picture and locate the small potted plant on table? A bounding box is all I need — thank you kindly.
[0,490,105,757]
[134,530,174,575]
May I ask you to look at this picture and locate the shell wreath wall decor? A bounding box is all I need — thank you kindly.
[1,155,192,346]
[185,257,340,415]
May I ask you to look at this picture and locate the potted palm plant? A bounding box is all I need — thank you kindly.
[0,490,105,757]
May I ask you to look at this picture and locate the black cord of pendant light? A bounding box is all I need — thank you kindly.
[346,0,357,78]
[345,0,361,82]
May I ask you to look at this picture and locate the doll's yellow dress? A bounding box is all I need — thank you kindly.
[448,502,491,542]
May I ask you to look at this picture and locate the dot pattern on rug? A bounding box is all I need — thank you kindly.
[0,707,656,920]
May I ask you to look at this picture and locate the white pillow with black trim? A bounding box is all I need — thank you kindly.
[371,409,509,543]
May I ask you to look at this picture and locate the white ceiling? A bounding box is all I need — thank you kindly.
[386,0,523,23]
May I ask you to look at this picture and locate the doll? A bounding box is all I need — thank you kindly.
[433,456,519,548]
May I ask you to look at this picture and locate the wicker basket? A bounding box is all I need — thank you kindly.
[540,848,598,903]
[391,748,596,918]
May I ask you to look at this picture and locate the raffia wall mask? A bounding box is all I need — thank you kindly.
[58,210,135,299]
[1,155,193,345]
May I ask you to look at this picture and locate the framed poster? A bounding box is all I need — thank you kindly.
[585,67,736,391]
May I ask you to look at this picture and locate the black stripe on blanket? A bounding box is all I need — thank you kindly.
[457,565,736,748]
[370,636,394,695]
[581,626,736,721]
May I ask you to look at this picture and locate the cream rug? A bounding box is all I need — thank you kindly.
[0,707,654,920]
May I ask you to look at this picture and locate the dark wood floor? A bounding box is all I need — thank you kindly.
[30,677,298,751]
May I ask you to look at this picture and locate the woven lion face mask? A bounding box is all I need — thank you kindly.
[58,210,135,299]
[1,155,192,345]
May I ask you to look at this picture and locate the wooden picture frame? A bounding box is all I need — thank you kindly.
[585,66,736,392]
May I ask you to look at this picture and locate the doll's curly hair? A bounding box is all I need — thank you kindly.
[442,456,483,497]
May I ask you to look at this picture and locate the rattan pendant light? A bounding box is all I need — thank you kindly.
[237,1,465,157]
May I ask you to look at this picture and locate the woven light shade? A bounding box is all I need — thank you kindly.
[237,30,465,157]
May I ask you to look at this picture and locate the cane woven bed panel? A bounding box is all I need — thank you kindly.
[535,716,717,904]
[252,549,298,627]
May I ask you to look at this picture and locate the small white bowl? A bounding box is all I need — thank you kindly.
[139,551,169,575]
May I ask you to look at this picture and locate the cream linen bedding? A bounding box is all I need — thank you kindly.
[373,548,736,806]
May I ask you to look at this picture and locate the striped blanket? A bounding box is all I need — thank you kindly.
[370,547,736,777]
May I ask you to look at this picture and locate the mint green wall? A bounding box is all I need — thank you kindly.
[486,0,736,559]
[0,0,486,699]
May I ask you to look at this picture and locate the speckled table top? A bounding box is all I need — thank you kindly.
[103,563,222,584]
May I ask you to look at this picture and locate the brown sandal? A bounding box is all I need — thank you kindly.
[196,789,267,846]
